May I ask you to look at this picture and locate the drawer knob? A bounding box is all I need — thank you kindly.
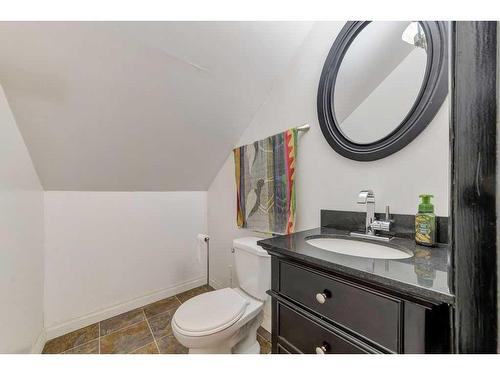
[315,345,328,354]
[315,290,331,304]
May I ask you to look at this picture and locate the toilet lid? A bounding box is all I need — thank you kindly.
[173,288,249,336]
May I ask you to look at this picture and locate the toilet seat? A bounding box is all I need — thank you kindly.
[173,288,249,337]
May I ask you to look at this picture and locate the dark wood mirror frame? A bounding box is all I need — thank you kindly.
[317,21,449,161]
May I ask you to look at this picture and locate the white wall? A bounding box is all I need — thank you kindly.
[208,22,450,289]
[0,85,44,353]
[44,191,207,338]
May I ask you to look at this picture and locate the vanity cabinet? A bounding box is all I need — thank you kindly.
[268,257,452,354]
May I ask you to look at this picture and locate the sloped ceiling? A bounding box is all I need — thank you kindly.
[0,21,313,190]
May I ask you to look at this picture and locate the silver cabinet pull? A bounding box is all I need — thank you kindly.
[316,292,327,304]
[315,345,328,354]
[315,290,331,304]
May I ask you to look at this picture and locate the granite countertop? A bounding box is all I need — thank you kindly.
[258,226,454,305]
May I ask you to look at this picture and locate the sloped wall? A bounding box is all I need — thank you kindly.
[0,86,44,353]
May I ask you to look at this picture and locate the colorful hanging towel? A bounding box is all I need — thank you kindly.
[233,128,298,234]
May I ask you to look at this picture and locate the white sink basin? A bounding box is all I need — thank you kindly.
[306,237,412,259]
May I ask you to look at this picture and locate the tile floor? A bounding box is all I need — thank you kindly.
[42,285,271,354]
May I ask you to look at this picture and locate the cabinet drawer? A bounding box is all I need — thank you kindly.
[279,261,401,352]
[277,344,294,354]
[278,302,370,354]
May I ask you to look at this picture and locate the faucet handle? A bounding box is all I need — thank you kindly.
[385,205,391,221]
[357,190,375,204]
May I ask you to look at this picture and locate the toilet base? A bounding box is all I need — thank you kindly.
[232,311,262,354]
[189,346,232,354]
[186,311,263,354]
[234,339,260,354]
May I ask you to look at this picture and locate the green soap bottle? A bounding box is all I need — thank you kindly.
[415,194,436,247]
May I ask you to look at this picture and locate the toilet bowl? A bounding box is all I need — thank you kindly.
[172,237,270,354]
[172,287,264,353]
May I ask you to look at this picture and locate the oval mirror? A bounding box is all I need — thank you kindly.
[318,21,448,161]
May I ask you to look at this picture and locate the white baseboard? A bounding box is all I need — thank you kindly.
[208,277,226,290]
[30,329,47,354]
[45,277,206,340]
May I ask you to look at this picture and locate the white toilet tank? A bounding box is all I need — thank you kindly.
[233,237,271,301]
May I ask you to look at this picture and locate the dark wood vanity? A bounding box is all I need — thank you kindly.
[268,256,451,354]
[258,210,454,354]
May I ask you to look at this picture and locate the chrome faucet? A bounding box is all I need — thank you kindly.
[351,190,393,242]
[357,190,376,235]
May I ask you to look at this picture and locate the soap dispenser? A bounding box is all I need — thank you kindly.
[415,194,436,247]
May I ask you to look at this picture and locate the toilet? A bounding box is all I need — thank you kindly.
[172,237,270,354]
